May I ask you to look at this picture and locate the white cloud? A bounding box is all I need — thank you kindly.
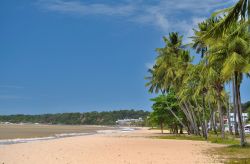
[37,0,235,38]
[38,0,136,16]
[145,62,154,69]
[182,17,207,44]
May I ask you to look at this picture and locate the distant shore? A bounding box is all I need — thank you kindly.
[0,128,222,164]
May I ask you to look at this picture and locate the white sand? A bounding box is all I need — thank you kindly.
[0,128,222,164]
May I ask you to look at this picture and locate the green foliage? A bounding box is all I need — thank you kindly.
[203,0,248,39]
[0,110,150,125]
[150,92,186,133]
[247,107,250,122]
[157,135,204,141]
[211,144,250,163]
[157,133,240,145]
[145,0,250,147]
[150,95,170,129]
[242,101,250,111]
[158,134,250,162]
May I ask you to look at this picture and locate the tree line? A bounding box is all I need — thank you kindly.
[146,0,250,147]
[0,110,150,125]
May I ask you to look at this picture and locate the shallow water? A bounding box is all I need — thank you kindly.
[0,124,135,145]
[0,124,111,140]
[0,132,92,145]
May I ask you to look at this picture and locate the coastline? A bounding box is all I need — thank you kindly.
[0,125,136,145]
[0,128,223,164]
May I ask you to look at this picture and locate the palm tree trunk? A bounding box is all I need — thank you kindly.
[202,94,208,140]
[194,99,204,136]
[181,103,195,134]
[213,110,218,134]
[180,125,183,134]
[209,109,213,131]
[160,122,163,134]
[227,100,233,135]
[209,102,218,134]
[217,99,225,139]
[180,104,195,134]
[232,77,239,136]
[235,72,246,146]
[187,101,200,134]
[185,101,200,135]
[168,107,187,129]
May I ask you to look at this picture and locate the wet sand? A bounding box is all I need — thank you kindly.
[0,124,111,139]
[0,128,223,164]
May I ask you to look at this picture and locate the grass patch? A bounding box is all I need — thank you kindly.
[157,133,240,145]
[155,132,250,163]
[158,134,205,141]
[208,135,239,145]
[211,144,250,164]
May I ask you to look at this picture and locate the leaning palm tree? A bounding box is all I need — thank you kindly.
[146,32,200,135]
[221,26,250,146]
[192,18,227,139]
[177,63,210,136]
[189,64,210,139]
[192,18,220,57]
[205,0,249,38]
[191,18,221,139]
[206,23,250,146]
[200,58,226,139]
[146,33,184,124]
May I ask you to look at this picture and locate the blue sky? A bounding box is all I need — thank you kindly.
[0,0,249,114]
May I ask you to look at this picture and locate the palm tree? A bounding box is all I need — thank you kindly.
[177,63,212,137]
[191,18,220,139]
[206,23,250,146]
[146,32,200,135]
[200,1,250,146]
[232,76,240,136]
[192,18,219,57]
[225,92,233,135]
[204,0,249,38]
[192,18,227,139]
[221,27,250,146]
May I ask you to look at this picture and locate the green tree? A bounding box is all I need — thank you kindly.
[150,92,186,134]
[146,32,199,135]
[204,0,250,38]
[204,22,250,146]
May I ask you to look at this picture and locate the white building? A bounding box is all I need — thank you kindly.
[227,113,248,127]
[116,118,143,126]
[224,113,248,132]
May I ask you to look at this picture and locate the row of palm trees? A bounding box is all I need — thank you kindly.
[146,0,250,147]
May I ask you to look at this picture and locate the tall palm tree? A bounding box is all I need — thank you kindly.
[221,27,250,146]
[192,18,219,57]
[205,0,249,38]
[192,18,227,139]
[191,18,221,139]
[206,23,250,146]
[200,58,226,139]
[201,1,250,146]
[146,32,200,135]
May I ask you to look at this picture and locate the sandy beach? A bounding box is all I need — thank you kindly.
[0,128,223,164]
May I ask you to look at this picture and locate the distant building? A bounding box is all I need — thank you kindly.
[224,113,248,131]
[0,122,11,124]
[225,113,248,126]
[116,118,143,126]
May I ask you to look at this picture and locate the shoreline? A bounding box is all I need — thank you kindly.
[0,128,223,164]
[0,126,136,145]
